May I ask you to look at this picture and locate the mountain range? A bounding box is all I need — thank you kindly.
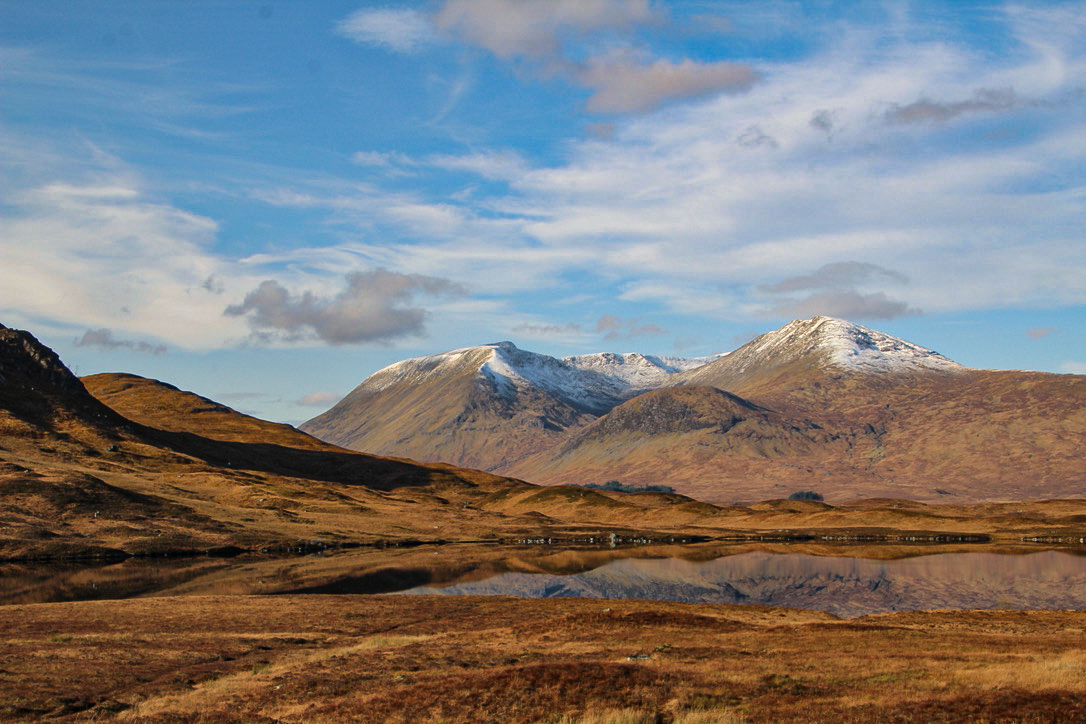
[303,316,1085,503]
[2,318,1083,560]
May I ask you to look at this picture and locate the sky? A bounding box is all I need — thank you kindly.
[2,0,1084,424]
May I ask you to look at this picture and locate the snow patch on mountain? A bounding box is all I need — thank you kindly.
[482,342,627,413]
[564,351,725,389]
[356,317,959,414]
[742,317,964,374]
[362,344,494,392]
[362,341,723,414]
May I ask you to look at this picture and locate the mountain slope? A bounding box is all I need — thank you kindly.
[0,324,554,558]
[498,385,873,500]
[503,369,1086,503]
[302,317,1084,504]
[82,373,338,452]
[300,341,699,469]
[673,316,965,405]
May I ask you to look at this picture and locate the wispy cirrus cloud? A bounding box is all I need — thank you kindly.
[335,8,436,53]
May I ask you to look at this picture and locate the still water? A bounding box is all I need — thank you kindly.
[3,545,1084,617]
[402,549,1086,617]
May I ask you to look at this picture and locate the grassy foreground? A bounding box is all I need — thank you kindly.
[1,594,1083,722]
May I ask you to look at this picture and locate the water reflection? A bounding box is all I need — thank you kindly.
[402,549,1086,617]
[2,544,1085,617]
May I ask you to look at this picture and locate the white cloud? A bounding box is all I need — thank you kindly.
[271,7,1086,325]
[0,173,248,348]
[454,14,1086,315]
[336,8,436,53]
[1061,361,1086,375]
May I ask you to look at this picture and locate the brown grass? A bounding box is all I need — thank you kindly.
[0,595,1082,722]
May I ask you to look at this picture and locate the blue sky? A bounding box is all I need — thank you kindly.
[2,0,1084,424]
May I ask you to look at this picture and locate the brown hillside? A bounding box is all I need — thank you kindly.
[301,345,595,469]
[82,373,339,452]
[501,371,1085,504]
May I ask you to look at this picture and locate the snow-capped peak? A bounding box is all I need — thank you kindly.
[739,316,963,374]
[563,351,725,388]
[482,343,627,413]
[359,341,722,414]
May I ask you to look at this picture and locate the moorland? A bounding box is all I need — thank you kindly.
[1,320,1083,722]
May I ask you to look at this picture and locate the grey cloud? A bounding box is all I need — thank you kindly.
[763,291,921,321]
[224,269,466,345]
[74,328,167,355]
[760,262,908,293]
[885,87,1018,124]
[596,315,667,340]
[737,125,778,149]
[809,109,837,133]
[581,56,759,114]
[202,274,224,294]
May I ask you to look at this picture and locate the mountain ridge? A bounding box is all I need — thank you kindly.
[302,317,1085,503]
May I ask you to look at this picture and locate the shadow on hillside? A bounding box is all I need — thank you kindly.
[142,426,463,492]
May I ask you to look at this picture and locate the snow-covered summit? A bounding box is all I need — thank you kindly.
[736,316,964,374]
[481,342,628,413]
[564,351,724,389]
[358,341,722,414]
[353,318,960,419]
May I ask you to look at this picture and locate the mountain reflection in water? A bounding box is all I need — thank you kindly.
[401,550,1086,617]
[3,545,1085,617]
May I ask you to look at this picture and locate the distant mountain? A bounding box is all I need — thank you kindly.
[300,341,717,470]
[564,350,725,388]
[304,317,1086,503]
[671,316,964,406]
